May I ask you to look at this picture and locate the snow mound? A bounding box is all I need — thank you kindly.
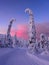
[27,52,49,65]
[40,51,49,56]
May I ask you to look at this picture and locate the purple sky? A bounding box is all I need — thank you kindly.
[0,0,49,39]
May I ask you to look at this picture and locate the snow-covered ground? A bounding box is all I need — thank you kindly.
[0,48,49,65]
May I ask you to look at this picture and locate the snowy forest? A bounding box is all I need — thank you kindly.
[0,8,49,54]
[0,8,49,65]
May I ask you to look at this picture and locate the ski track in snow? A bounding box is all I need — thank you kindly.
[0,48,49,65]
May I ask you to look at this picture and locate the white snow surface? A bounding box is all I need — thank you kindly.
[0,48,49,65]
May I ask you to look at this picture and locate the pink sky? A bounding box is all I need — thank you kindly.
[11,24,29,40]
[0,22,49,40]
[10,22,49,40]
[36,22,49,39]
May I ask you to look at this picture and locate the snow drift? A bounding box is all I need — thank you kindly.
[0,48,49,65]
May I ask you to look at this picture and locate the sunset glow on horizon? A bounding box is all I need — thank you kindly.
[10,22,49,40]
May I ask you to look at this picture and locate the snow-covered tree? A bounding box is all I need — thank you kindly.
[39,33,49,53]
[25,8,36,54]
[12,34,19,48]
[6,19,15,47]
[6,34,13,47]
